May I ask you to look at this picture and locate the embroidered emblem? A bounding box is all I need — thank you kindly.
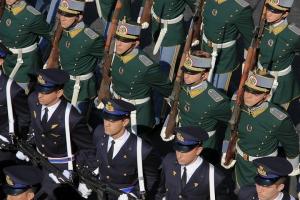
[248,75,257,86]
[184,57,193,68]
[172,170,177,176]
[33,111,36,118]
[176,133,184,142]
[184,103,190,112]
[66,41,71,48]
[212,9,218,16]
[194,183,199,187]
[51,124,59,129]
[268,39,274,47]
[50,134,60,138]
[37,75,45,85]
[269,0,279,5]
[118,25,128,35]
[246,124,253,132]
[123,155,127,159]
[105,101,114,112]
[6,175,14,186]
[258,165,267,176]
[118,67,124,75]
[6,19,11,27]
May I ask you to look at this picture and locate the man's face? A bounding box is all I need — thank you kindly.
[115,39,135,55]
[243,90,267,107]
[59,15,77,29]
[103,118,129,138]
[38,90,62,106]
[7,191,34,200]
[6,0,18,6]
[183,72,204,85]
[256,183,284,200]
[176,146,203,165]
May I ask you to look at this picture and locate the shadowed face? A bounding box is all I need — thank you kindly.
[256,183,284,200]
[176,146,203,165]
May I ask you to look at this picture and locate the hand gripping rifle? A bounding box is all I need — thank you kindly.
[164,0,204,139]
[97,0,123,104]
[76,165,138,199]
[139,0,153,28]
[223,1,267,165]
[46,21,63,69]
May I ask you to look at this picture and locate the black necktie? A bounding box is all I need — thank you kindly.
[41,108,48,126]
[107,140,115,163]
[181,167,187,189]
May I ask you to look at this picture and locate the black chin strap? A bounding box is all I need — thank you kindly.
[118,43,135,57]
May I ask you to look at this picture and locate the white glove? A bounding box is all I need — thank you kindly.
[191,39,200,47]
[49,170,72,184]
[141,22,149,29]
[16,151,30,162]
[221,153,236,169]
[298,192,300,200]
[118,194,129,200]
[160,115,175,142]
[137,16,141,24]
[78,182,92,199]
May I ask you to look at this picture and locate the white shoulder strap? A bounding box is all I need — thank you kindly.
[6,79,14,136]
[137,136,145,194]
[65,103,73,170]
[209,163,216,200]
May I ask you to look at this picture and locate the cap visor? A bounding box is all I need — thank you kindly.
[244,85,265,94]
[102,112,128,121]
[115,34,137,43]
[3,186,29,196]
[35,85,58,94]
[254,175,279,187]
[266,3,286,13]
[58,9,78,17]
[173,142,198,153]
[182,66,202,75]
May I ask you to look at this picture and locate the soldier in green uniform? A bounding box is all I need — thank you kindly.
[0,0,51,92]
[257,0,300,110]
[110,19,172,134]
[201,0,254,92]
[161,51,231,163]
[221,70,299,188]
[57,0,104,115]
[95,0,132,38]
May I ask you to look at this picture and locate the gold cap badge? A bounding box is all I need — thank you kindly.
[176,133,184,142]
[37,75,46,85]
[6,175,14,186]
[258,165,267,176]
[105,102,114,112]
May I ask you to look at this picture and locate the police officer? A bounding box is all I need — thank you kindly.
[95,0,132,38]
[57,0,104,115]
[109,19,172,134]
[201,0,254,92]
[0,0,51,92]
[238,157,296,200]
[17,68,94,199]
[78,98,161,199]
[161,51,231,158]
[2,165,43,200]
[0,44,30,199]
[221,70,299,188]
[257,0,300,114]
[156,126,229,200]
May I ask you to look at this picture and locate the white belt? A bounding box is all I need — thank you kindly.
[258,63,292,77]
[8,43,38,79]
[151,7,184,55]
[202,33,236,49]
[9,43,38,54]
[236,144,278,162]
[207,130,216,137]
[112,90,150,106]
[69,72,94,106]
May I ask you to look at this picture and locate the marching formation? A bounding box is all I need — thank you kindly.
[0,0,299,200]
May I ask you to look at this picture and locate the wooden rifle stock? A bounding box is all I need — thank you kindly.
[224,3,267,166]
[140,0,153,26]
[164,0,204,139]
[98,0,123,103]
[0,0,5,20]
[46,22,63,69]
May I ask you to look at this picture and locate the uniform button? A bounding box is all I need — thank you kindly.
[42,134,45,138]
[18,29,21,32]
[54,142,57,145]
[179,195,182,199]
[106,176,110,179]
[107,165,110,168]
[42,154,46,157]
[123,173,127,176]
[42,144,45,148]
[130,87,133,89]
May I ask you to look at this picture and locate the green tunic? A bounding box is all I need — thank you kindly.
[0,1,51,83]
[97,0,132,21]
[59,22,104,102]
[151,0,196,47]
[202,0,254,73]
[111,48,172,128]
[225,101,299,187]
[178,81,231,148]
[258,21,300,104]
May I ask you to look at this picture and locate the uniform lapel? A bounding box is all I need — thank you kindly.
[113,132,134,161]
[46,100,65,131]
[98,133,109,164]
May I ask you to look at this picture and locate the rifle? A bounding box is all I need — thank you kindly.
[46,21,63,69]
[224,2,267,166]
[0,0,5,20]
[139,0,153,27]
[97,0,123,104]
[76,166,138,199]
[164,0,204,139]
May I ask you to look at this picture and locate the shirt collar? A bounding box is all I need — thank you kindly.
[273,192,283,200]
[66,21,85,38]
[109,129,131,143]
[7,0,26,15]
[42,100,61,113]
[119,48,139,63]
[269,19,288,35]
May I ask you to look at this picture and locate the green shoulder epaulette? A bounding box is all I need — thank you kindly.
[288,24,300,36]
[26,5,41,15]
[138,55,153,66]
[270,107,287,121]
[234,0,249,8]
[208,89,223,102]
[84,28,99,40]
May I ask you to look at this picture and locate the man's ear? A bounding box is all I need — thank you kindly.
[57,89,64,98]
[26,191,35,200]
[277,183,285,192]
[123,118,130,127]
[196,146,203,156]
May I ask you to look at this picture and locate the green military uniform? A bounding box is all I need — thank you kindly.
[179,81,231,149]
[0,0,51,84]
[223,71,299,187]
[111,48,172,129]
[57,0,104,105]
[258,5,300,105]
[202,0,254,90]
[96,0,132,22]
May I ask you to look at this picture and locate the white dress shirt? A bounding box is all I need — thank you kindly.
[181,156,203,184]
[107,130,130,159]
[41,100,61,122]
